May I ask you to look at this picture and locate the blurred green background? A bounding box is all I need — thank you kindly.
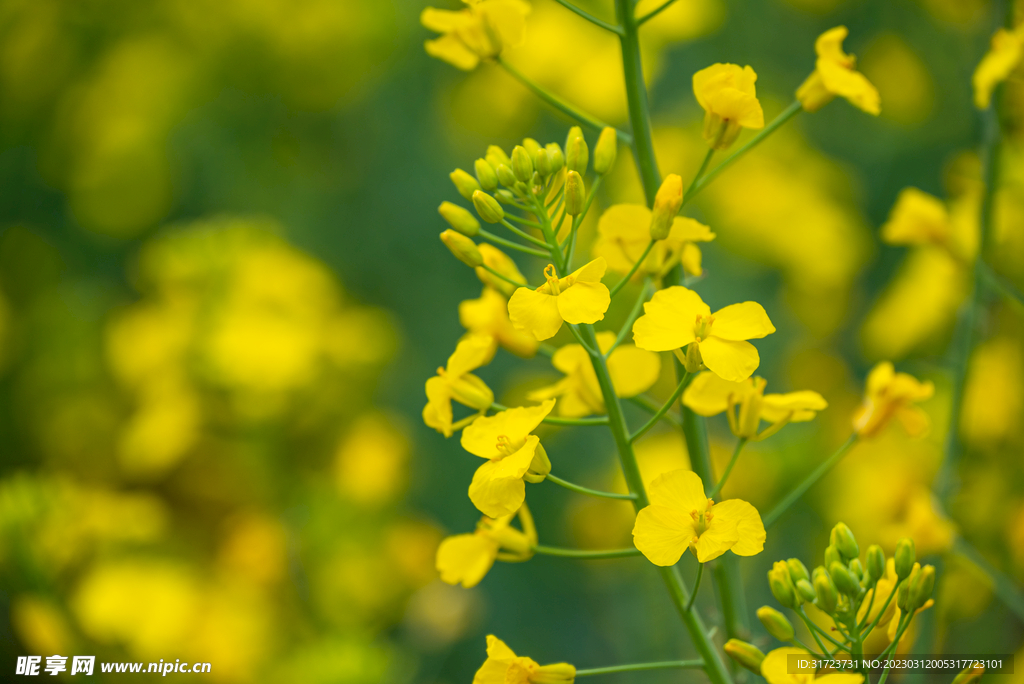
[1,0,1023,682]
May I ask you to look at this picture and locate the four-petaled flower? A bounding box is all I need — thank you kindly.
[796,26,880,115]
[461,287,540,358]
[632,286,775,382]
[852,361,934,438]
[437,506,536,588]
[424,334,496,437]
[760,647,864,684]
[508,258,611,341]
[473,635,576,684]
[593,204,716,280]
[973,25,1024,109]
[462,399,556,517]
[693,63,765,150]
[421,0,531,71]
[633,469,765,565]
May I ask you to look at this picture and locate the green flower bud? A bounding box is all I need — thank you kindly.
[475,158,498,191]
[450,168,481,201]
[650,174,683,240]
[833,523,860,560]
[829,561,860,596]
[512,145,534,183]
[494,189,516,204]
[724,639,766,675]
[438,201,480,236]
[535,148,552,177]
[565,171,586,216]
[796,578,816,603]
[866,545,886,583]
[486,145,511,169]
[514,181,529,195]
[813,566,838,614]
[545,143,565,173]
[472,190,504,223]
[786,558,810,585]
[566,134,589,174]
[895,538,916,581]
[849,558,864,582]
[565,126,583,152]
[440,230,482,267]
[522,137,542,157]
[593,126,618,174]
[824,545,844,570]
[531,171,543,188]
[897,563,920,611]
[757,606,795,642]
[908,564,935,611]
[768,561,798,609]
[496,164,517,188]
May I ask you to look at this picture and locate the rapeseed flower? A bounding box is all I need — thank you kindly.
[797,27,880,115]
[760,647,863,684]
[421,0,531,71]
[632,470,765,565]
[436,507,536,588]
[460,287,539,358]
[853,362,934,438]
[423,334,496,438]
[527,332,660,417]
[462,400,555,517]
[693,64,765,150]
[881,188,951,250]
[508,259,611,341]
[593,204,715,280]
[682,372,827,441]
[472,635,576,684]
[476,244,527,296]
[632,286,775,382]
[973,25,1024,109]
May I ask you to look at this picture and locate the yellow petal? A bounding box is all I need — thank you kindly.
[692,518,739,562]
[682,371,746,417]
[668,217,715,243]
[469,460,528,518]
[508,288,563,340]
[486,634,517,660]
[973,27,1024,109]
[436,533,499,587]
[706,86,764,128]
[881,188,950,247]
[866,361,895,397]
[447,333,497,376]
[551,342,591,374]
[632,286,709,351]
[760,648,814,684]
[607,345,661,398]
[557,282,610,325]
[680,243,703,277]
[478,0,530,49]
[647,468,707,510]
[895,405,930,437]
[632,505,695,566]
[424,375,454,436]
[473,635,517,684]
[711,499,765,556]
[817,675,865,684]
[760,391,828,423]
[699,336,760,382]
[424,34,480,71]
[460,401,554,458]
[817,58,881,115]
[570,257,608,284]
[421,7,472,32]
[711,302,775,341]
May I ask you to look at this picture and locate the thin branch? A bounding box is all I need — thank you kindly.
[547,473,636,500]
[532,545,641,559]
[636,0,679,25]
[606,278,652,358]
[478,229,549,257]
[551,0,624,35]
[576,660,705,676]
[630,371,691,442]
[608,240,655,299]
[763,434,859,527]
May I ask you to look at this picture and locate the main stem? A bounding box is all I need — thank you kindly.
[615,0,660,205]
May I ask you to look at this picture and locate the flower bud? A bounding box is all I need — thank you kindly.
[848,558,864,582]
[524,443,551,483]
[486,145,511,169]
[496,164,517,188]
[535,148,552,177]
[786,558,810,585]
[866,545,885,583]
[472,190,504,223]
[894,538,916,581]
[724,639,766,674]
[681,340,703,374]
[795,579,816,603]
[495,189,516,204]
[531,663,576,684]
[545,143,565,173]
[451,168,481,201]
[565,171,586,216]
[522,137,542,157]
[475,158,498,191]
[757,606,794,642]
[565,126,583,152]
[952,663,985,684]
[908,564,935,611]
[566,135,589,174]
[514,181,529,195]
[897,563,921,611]
[593,127,617,174]
[440,230,482,267]
[512,145,534,183]
[829,561,860,596]
[813,566,838,614]
[438,201,480,236]
[768,561,798,609]
[833,523,860,560]
[650,174,683,240]
[823,545,843,570]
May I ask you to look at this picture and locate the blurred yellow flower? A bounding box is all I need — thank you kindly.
[852,362,934,438]
[682,372,827,441]
[527,331,660,417]
[593,204,715,279]
[633,469,765,565]
[335,413,410,505]
[437,508,535,588]
[508,259,610,340]
[797,26,880,115]
[460,287,539,358]
[473,635,576,684]
[760,647,862,684]
[11,596,72,657]
[632,286,775,382]
[424,334,496,438]
[961,337,1024,445]
[973,25,1024,109]
[421,0,530,71]
[881,187,952,250]
[461,400,555,517]
[476,243,527,296]
[693,63,765,150]
[859,35,934,125]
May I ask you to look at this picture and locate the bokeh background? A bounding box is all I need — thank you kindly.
[1,0,1023,682]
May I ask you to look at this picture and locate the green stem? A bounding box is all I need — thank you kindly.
[614,0,660,205]
[491,402,609,426]
[636,0,679,25]
[482,264,528,290]
[576,660,705,676]
[550,0,624,35]
[856,580,879,632]
[858,582,899,639]
[567,323,602,357]
[763,434,859,528]
[606,278,652,358]
[796,609,830,655]
[952,536,1024,623]
[532,544,641,559]
[709,438,746,498]
[546,472,637,500]
[797,607,851,654]
[876,614,913,684]
[686,563,705,611]
[979,261,1024,308]
[478,229,549,257]
[503,213,544,230]
[630,371,691,442]
[684,148,715,199]
[628,394,682,427]
[497,57,632,144]
[608,240,655,299]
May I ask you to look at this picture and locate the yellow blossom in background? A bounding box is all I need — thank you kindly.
[693,63,765,149]
[477,243,528,296]
[593,204,715,279]
[632,286,775,382]
[437,507,536,588]
[859,35,935,126]
[421,0,530,71]
[11,596,73,656]
[473,635,576,684]
[853,362,934,438]
[528,331,660,417]
[882,187,951,249]
[797,26,881,115]
[760,647,862,684]
[460,287,539,358]
[961,337,1024,445]
[461,400,555,517]
[334,413,410,505]
[424,334,496,438]
[682,371,827,441]
[973,25,1024,109]
[508,259,610,340]
[633,469,765,565]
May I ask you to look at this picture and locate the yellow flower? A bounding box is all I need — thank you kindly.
[797,26,880,115]
[973,26,1024,109]
[472,635,576,684]
[593,204,715,280]
[881,188,951,250]
[461,399,556,517]
[855,559,935,652]
[693,63,765,150]
[527,331,660,417]
[682,372,827,441]
[507,259,611,341]
[632,469,765,565]
[423,334,496,438]
[460,287,539,358]
[760,647,863,684]
[476,244,527,297]
[436,507,536,588]
[632,286,775,382]
[852,362,934,438]
[421,0,531,71]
